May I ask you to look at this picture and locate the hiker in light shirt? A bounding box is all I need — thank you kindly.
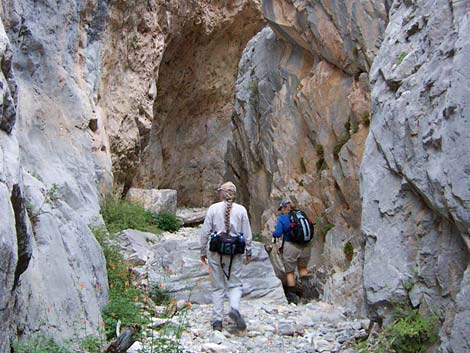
[200,181,252,332]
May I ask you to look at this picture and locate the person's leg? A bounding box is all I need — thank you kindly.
[226,255,246,330]
[282,242,300,304]
[226,255,243,311]
[286,271,296,287]
[208,253,226,325]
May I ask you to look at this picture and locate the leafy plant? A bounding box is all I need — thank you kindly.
[252,233,264,242]
[150,212,181,233]
[13,335,69,353]
[78,335,104,353]
[47,183,61,202]
[149,285,171,306]
[343,241,354,262]
[397,52,408,65]
[355,307,439,353]
[101,196,161,235]
[91,226,149,340]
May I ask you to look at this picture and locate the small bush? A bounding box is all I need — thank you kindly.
[13,335,69,353]
[344,241,354,262]
[362,113,370,127]
[91,227,149,340]
[149,285,171,306]
[101,196,160,235]
[397,52,408,65]
[150,212,181,232]
[386,309,439,353]
[355,307,439,353]
[79,335,104,353]
[252,233,264,242]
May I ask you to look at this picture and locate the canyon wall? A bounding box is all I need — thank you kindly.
[361,0,470,351]
[226,0,389,315]
[98,0,264,205]
[0,0,110,348]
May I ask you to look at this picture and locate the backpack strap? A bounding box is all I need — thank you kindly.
[220,253,234,280]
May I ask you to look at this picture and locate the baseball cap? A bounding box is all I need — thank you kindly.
[217,181,237,193]
[278,199,291,211]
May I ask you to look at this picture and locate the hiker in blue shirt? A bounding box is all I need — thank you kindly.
[273,199,313,304]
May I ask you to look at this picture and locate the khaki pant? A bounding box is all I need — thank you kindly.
[208,252,243,322]
[282,241,311,273]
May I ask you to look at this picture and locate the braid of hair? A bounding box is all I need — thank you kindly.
[224,196,234,234]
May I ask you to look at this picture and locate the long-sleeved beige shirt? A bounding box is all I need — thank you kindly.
[200,201,252,256]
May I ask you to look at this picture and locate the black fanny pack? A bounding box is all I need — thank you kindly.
[209,232,245,255]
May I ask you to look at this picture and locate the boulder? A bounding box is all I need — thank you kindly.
[118,228,286,305]
[127,188,177,214]
[176,208,207,226]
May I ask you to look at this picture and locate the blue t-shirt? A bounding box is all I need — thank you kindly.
[272,214,293,242]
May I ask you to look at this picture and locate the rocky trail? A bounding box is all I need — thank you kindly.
[121,225,368,353]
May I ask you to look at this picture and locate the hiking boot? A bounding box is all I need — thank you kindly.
[212,320,223,331]
[228,308,247,330]
[286,291,300,304]
[286,286,300,304]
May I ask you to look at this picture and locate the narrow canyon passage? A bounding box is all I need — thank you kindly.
[133,3,264,207]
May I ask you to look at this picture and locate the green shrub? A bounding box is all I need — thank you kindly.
[149,285,171,306]
[78,335,104,353]
[397,52,408,65]
[91,227,149,340]
[386,309,439,353]
[150,212,181,232]
[101,196,160,235]
[362,113,370,127]
[343,241,354,262]
[355,308,439,353]
[13,335,69,353]
[252,233,264,242]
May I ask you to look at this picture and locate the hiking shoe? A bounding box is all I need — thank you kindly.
[228,308,247,330]
[212,320,223,331]
[286,291,300,305]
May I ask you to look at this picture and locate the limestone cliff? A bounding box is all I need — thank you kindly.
[227,0,389,315]
[361,0,470,350]
[1,0,109,348]
[98,0,264,205]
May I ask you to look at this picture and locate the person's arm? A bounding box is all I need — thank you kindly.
[241,208,252,263]
[200,206,213,264]
[272,216,284,238]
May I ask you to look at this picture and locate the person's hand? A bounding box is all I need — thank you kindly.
[245,255,252,265]
[200,255,207,265]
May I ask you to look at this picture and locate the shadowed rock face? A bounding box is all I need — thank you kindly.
[98,0,264,205]
[361,0,470,350]
[226,0,389,315]
[1,1,109,348]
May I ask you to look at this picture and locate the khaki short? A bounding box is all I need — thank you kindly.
[282,241,311,273]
